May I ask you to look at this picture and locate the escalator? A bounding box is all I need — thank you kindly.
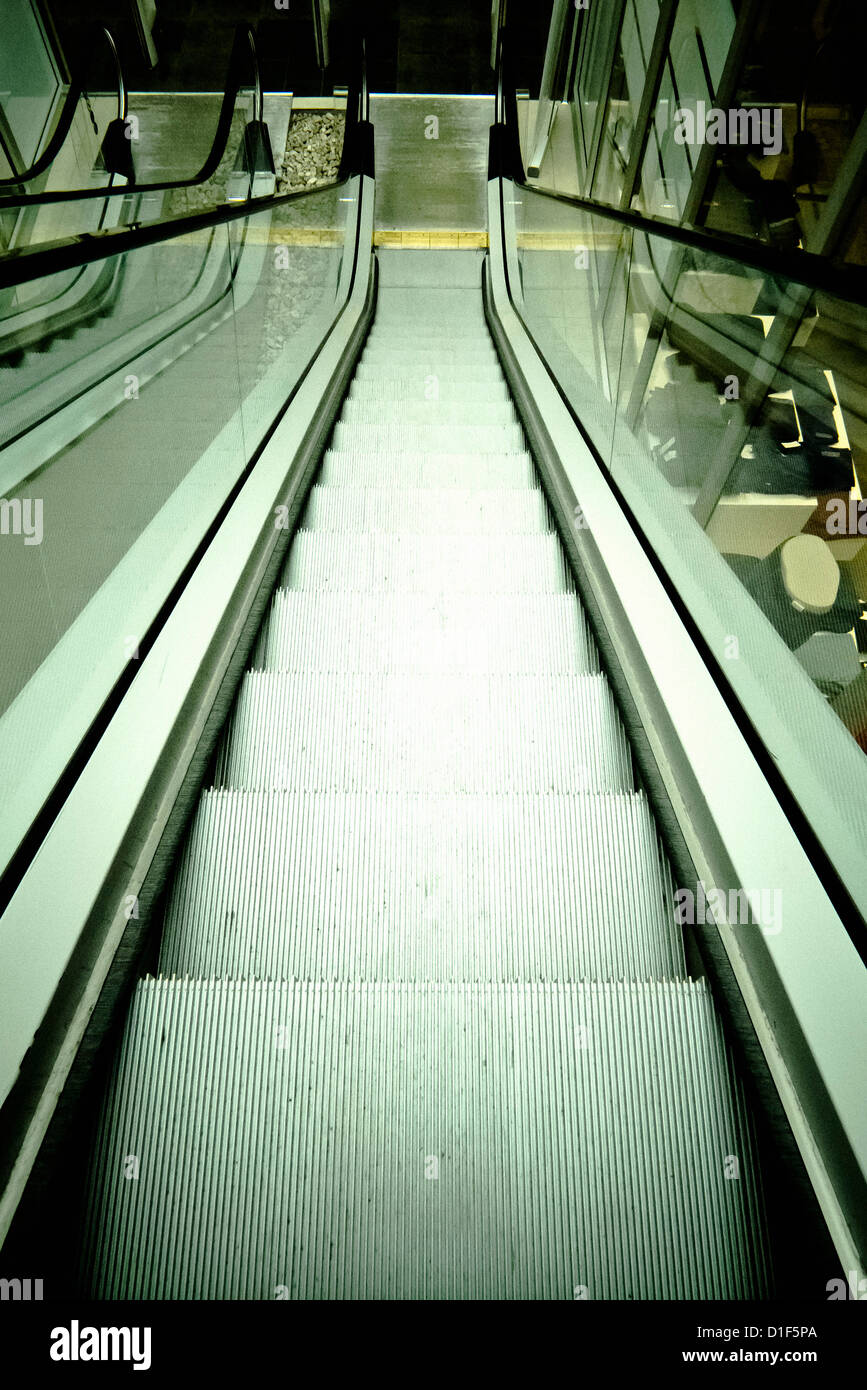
[0,27,865,1305]
[78,256,770,1298]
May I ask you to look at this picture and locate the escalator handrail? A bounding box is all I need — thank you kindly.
[0,183,332,291]
[0,23,129,189]
[0,23,263,208]
[338,32,372,180]
[0,38,372,294]
[102,26,128,124]
[491,24,867,310]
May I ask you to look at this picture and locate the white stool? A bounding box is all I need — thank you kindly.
[780,534,840,613]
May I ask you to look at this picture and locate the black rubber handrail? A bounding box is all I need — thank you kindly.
[0,36,371,293]
[102,26,128,125]
[491,24,867,310]
[0,24,265,209]
[0,187,313,291]
[0,24,129,189]
[338,32,372,180]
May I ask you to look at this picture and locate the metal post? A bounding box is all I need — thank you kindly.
[101,27,127,123]
[312,1,330,74]
[491,0,508,71]
[681,0,763,227]
[131,0,158,69]
[527,0,573,178]
[804,103,867,258]
[584,0,628,197]
[618,0,678,212]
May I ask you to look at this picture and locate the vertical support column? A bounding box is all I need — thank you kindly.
[312,0,331,73]
[131,0,158,68]
[804,105,867,259]
[527,0,574,178]
[584,0,628,196]
[618,0,678,213]
[681,0,763,226]
[491,0,509,70]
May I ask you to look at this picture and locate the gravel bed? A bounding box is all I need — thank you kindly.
[254,109,347,370]
[164,109,347,374]
[277,110,345,192]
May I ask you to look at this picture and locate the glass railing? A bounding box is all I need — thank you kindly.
[0,20,301,255]
[0,89,121,256]
[0,86,261,251]
[506,178,867,889]
[0,87,344,360]
[0,224,228,447]
[0,168,362,885]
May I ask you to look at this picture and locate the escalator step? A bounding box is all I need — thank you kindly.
[371,318,489,335]
[370,313,489,328]
[251,592,598,673]
[212,671,634,794]
[282,532,572,592]
[301,486,547,534]
[318,450,535,487]
[331,422,524,453]
[339,399,518,428]
[349,378,511,402]
[353,361,506,383]
[364,332,494,349]
[81,978,769,1300]
[369,289,487,321]
[158,789,685,981]
[360,346,502,366]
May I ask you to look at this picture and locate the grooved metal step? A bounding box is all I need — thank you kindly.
[339,399,517,428]
[332,421,524,453]
[80,268,771,1303]
[358,339,494,355]
[250,592,598,673]
[372,300,488,319]
[213,671,634,794]
[318,450,536,488]
[354,361,506,382]
[364,335,494,351]
[370,318,488,329]
[82,978,769,1300]
[359,357,502,375]
[302,486,548,534]
[371,311,488,323]
[159,789,685,981]
[349,378,511,402]
[282,532,572,592]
